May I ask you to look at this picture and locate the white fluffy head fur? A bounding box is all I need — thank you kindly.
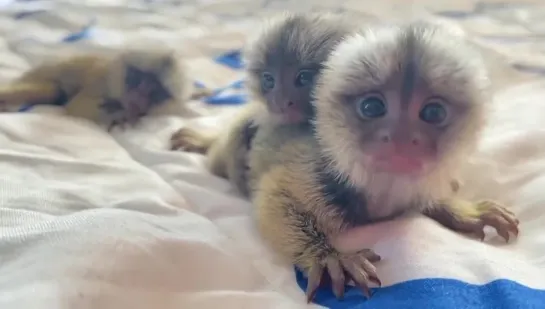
[313,21,491,218]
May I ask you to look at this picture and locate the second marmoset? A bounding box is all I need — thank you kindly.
[0,49,208,131]
[249,21,519,302]
[170,12,354,197]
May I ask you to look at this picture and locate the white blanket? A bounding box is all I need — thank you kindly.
[1,1,545,308]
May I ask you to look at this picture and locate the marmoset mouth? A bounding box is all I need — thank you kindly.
[372,155,426,175]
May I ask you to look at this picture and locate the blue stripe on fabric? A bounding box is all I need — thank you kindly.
[295,269,545,309]
[194,81,206,89]
[203,79,246,105]
[215,50,244,69]
[18,104,36,112]
[62,18,96,42]
[197,50,247,105]
[204,93,247,105]
[13,10,46,19]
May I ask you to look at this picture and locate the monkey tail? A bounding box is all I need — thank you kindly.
[0,82,60,112]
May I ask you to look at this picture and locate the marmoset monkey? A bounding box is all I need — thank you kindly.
[0,49,208,130]
[249,21,519,302]
[170,12,354,197]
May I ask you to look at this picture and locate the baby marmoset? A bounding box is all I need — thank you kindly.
[170,12,355,197]
[0,49,207,131]
[249,21,520,302]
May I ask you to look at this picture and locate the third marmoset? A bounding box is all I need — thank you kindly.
[0,49,208,131]
[249,20,520,302]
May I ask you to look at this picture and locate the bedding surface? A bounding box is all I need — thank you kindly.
[1,0,545,308]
